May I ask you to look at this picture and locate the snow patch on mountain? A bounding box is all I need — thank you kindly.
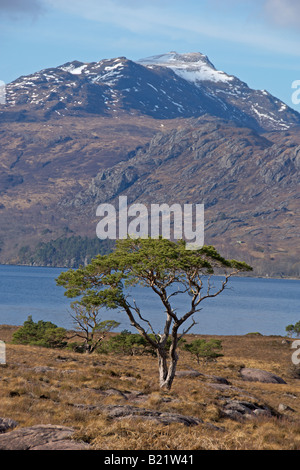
[138,52,234,84]
[60,63,88,75]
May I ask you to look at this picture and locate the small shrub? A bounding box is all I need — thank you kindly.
[12,315,67,349]
[101,330,156,356]
[286,322,300,338]
[66,342,86,353]
[181,338,223,364]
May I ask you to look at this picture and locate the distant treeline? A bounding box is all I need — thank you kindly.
[18,236,115,268]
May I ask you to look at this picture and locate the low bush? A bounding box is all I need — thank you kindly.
[181,338,223,364]
[100,330,156,356]
[12,316,67,349]
[286,322,300,338]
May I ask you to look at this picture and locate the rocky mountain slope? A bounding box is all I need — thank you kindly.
[62,115,300,277]
[2,52,299,131]
[0,52,299,276]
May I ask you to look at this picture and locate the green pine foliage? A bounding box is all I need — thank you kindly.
[101,330,157,356]
[12,315,67,349]
[181,338,223,364]
[286,321,300,338]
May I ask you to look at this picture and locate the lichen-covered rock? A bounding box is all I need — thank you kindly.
[0,424,90,450]
[221,400,273,421]
[104,405,202,427]
[240,368,286,384]
[278,403,295,413]
[0,418,18,434]
[175,370,203,378]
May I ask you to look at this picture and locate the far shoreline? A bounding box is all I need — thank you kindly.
[0,263,299,281]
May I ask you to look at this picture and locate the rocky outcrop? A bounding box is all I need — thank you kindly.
[71,402,202,427]
[0,417,18,434]
[176,369,230,384]
[240,368,287,384]
[221,399,274,421]
[0,424,90,450]
[92,387,149,403]
[278,403,295,413]
[175,369,203,378]
[104,404,202,426]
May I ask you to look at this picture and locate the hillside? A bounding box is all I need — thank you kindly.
[64,116,300,277]
[0,326,299,450]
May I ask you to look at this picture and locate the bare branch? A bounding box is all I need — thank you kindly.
[178,316,198,340]
[198,271,238,303]
[130,298,158,339]
[166,285,189,301]
[121,299,159,349]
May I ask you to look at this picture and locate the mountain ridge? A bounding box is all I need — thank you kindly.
[2,52,300,131]
[0,52,299,276]
[59,115,300,277]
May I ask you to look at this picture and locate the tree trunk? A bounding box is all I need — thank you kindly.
[157,346,178,390]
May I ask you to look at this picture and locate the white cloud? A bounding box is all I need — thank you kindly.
[43,0,300,57]
[45,0,179,33]
[211,0,300,30]
[263,0,300,28]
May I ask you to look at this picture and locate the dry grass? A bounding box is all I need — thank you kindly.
[0,327,299,450]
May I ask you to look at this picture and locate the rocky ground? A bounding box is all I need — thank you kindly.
[0,326,299,450]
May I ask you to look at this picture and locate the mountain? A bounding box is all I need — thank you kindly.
[138,52,300,131]
[2,52,300,131]
[0,52,299,276]
[63,115,300,277]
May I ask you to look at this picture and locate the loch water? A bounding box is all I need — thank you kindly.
[0,264,299,336]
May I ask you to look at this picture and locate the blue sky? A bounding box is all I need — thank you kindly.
[1,0,300,110]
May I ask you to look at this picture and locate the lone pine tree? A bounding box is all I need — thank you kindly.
[57,238,252,390]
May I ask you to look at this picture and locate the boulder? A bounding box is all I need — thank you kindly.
[104,405,202,427]
[221,399,273,421]
[0,424,90,450]
[91,387,148,403]
[205,375,230,385]
[175,370,230,385]
[175,370,203,378]
[278,403,295,413]
[32,366,54,373]
[71,402,202,427]
[0,418,18,434]
[240,368,286,384]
